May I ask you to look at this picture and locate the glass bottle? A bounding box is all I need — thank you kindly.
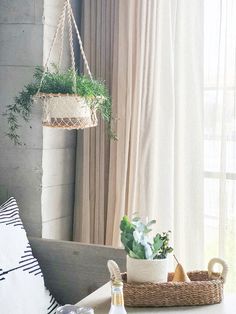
[109,280,127,314]
[56,305,94,314]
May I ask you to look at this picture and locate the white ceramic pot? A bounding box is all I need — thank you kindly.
[126,255,168,283]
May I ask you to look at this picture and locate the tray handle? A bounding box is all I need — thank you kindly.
[208,257,228,283]
[107,260,122,282]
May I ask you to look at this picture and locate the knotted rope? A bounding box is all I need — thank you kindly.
[37,0,93,95]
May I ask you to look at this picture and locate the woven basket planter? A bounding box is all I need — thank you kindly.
[122,271,224,307]
[35,93,99,129]
[126,255,168,283]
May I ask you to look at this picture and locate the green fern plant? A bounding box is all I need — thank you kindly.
[4,66,116,145]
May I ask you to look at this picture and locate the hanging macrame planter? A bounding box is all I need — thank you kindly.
[35,0,99,129]
[39,93,99,129]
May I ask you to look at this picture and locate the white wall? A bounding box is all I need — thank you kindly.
[0,0,79,239]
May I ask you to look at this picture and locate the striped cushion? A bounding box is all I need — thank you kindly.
[0,198,59,314]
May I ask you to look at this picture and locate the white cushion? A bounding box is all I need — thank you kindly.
[0,197,59,314]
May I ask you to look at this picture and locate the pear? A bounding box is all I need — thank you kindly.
[172,256,191,282]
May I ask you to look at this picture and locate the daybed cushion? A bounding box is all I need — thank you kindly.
[0,197,59,314]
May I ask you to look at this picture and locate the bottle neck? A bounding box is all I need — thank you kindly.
[111,285,124,306]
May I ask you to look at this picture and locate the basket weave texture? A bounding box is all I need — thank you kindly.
[35,93,98,129]
[122,271,224,307]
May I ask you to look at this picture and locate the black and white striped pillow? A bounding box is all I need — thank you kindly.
[0,197,59,314]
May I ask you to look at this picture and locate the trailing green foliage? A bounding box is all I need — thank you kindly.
[4,66,116,145]
[120,216,173,260]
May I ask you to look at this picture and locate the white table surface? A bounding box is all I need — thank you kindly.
[76,282,236,314]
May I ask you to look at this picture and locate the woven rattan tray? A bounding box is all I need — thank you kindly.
[122,271,224,307]
[108,257,228,307]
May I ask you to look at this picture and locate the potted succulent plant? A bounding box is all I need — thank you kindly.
[120,216,173,283]
[4,66,116,145]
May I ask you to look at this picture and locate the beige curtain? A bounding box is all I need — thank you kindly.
[74,0,148,245]
[73,0,117,244]
[74,0,204,270]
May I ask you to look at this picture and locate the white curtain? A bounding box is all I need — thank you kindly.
[106,0,204,270]
[204,0,236,292]
[74,0,204,270]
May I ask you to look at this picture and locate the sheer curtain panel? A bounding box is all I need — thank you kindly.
[74,0,204,270]
[204,0,236,292]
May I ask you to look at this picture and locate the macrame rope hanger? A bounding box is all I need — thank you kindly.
[37,0,93,95]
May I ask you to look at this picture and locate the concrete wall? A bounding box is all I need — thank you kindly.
[41,130,76,240]
[0,0,44,237]
[0,0,78,240]
[41,0,78,240]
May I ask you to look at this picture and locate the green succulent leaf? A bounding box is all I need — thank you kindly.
[132,241,146,259]
[120,215,173,260]
[153,234,164,252]
[146,220,156,227]
[129,250,141,259]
